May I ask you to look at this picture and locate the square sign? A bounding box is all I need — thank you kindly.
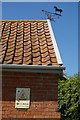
[15,88,30,108]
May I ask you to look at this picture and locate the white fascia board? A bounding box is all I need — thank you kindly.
[47,19,63,65]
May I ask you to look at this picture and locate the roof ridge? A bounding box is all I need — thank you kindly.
[0,20,47,22]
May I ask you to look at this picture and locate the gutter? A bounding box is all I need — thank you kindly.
[0,64,65,74]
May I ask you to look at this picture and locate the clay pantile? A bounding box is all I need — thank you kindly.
[32,52,40,58]
[14,55,22,60]
[4,59,13,64]
[50,53,56,58]
[41,52,49,58]
[0,20,62,66]
[13,59,22,64]
[14,48,23,53]
[24,48,31,53]
[33,60,41,65]
[24,51,31,57]
[40,47,48,54]
[4,54,13,61]
[31,44,39,50]
[6,51,14,56]
[24,44,31,50]
[23,58,32,65]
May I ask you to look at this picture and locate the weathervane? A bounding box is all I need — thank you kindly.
[42,6,63,22]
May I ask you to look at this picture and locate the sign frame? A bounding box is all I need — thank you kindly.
[15,88,30,108]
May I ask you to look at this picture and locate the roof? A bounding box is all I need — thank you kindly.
[0,20,62,66]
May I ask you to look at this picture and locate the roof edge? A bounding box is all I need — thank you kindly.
[0,20,47,22]
[0,64,65,73]
[47,19,63,65]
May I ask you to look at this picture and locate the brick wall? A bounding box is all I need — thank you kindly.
[2,71,60,120]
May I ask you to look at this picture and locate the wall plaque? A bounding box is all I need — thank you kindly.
[15,88,30,108]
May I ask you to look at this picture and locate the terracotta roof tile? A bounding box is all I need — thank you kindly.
[0,20,59,65]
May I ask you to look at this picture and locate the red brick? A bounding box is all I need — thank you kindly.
[2,71,60,119]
